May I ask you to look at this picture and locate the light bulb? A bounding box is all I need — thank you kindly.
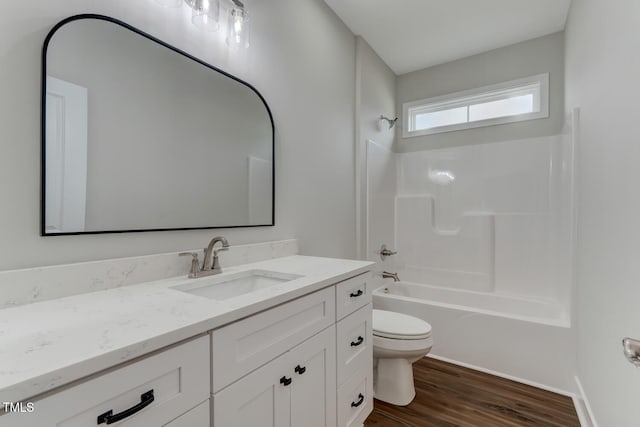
[226,7,250,49]
[191,0,220,32]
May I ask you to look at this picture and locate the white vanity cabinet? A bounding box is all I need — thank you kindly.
[211,271,372,427]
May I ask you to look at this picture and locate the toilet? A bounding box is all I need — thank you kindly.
[372,309,433,406]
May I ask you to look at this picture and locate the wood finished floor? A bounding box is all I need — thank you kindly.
[364,358,580,427]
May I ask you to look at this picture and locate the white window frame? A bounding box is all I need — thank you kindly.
[402,73,550,138]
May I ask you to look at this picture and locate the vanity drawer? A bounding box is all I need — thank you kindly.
[337,364,373,427]
[6,336,209,427]
[336,304,372,386]
[211,286,335,392]
[335,273,371,320]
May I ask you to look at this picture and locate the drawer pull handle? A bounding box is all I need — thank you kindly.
[351,393,365,408]
[349,289,364,298]
[295,365,306,375]
[350,336,364,347]
[97,389,154,425]
[280,376,292,386]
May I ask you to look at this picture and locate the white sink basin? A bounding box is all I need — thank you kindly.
[172,270,303,301]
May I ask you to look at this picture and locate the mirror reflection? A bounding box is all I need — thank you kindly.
[43,16,274,235]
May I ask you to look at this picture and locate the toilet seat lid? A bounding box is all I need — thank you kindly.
[373,309,432,340]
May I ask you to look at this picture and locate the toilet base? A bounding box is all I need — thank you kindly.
[373,357,416,406]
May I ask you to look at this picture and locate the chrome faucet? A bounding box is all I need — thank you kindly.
[382,271,400,282]
[179,236,230,278]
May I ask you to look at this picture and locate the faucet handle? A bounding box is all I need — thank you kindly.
[179,252,201,278]
[179,252,199,259]
[378,244,397,261]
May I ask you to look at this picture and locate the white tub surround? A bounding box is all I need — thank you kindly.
[364,115,579,394]
[0,254,373,403]
[367,133,576,314]
[0,239,298,309]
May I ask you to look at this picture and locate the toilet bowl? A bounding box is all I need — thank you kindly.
[372,309,433,406]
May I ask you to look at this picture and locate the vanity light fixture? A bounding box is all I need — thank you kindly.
[226,0,250,49]
[159,0,250,48]
[155,0,250,47]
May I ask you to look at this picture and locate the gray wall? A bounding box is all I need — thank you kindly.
[396,31,565,152]
[565,0,640,425]
[357,38,396,153]
[0,0,356,270]
[355,37,396,258]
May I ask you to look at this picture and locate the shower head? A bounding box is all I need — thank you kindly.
[379,115,398,130]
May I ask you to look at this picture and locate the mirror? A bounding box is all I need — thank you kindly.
[42,15,274,235]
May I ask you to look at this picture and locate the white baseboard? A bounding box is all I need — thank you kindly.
[574,376,598,427]
[426,354,575,397]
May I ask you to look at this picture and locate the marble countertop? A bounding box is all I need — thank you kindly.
[0,255,374,402]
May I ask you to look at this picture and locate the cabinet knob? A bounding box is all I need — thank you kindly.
[280,376,292,386]
[294,365,306,375]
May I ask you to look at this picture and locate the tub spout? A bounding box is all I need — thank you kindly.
[382,271,400,282]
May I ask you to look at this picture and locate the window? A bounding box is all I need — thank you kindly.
[403,73,549,138]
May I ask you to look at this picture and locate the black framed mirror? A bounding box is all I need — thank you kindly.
[41,14,274,236]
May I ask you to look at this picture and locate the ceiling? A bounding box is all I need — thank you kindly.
[323,0,572,75]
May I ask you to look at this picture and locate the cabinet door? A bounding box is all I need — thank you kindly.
[290,327,336,427]
[214,326,337,427]
[213,352,290,427]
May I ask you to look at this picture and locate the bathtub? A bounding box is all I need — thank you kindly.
[374,281,568,327]
[372,281,576,393]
